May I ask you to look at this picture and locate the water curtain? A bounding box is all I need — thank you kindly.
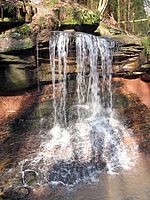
[48,31,114,125]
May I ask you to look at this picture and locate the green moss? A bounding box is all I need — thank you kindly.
[0,17,12,22]
[17,13,23,21]
[3,3,15,14]
[78,10,100,24]
[13,24,31,38]
[8,38,34,52]
[59,6,100,25]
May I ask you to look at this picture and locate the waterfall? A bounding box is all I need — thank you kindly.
[49,32,69,126]
[76,33,114,119]
[21,31,138,186]
[48,32,114,124]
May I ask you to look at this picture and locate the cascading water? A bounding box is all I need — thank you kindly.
[49,32,69,126]
[21,31,138,186]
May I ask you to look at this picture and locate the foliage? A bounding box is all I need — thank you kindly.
[39,17,47,29]
[60,7,79,24]
[78,9,100,24]
[142,36,150,56]
[107,0,118,19]
[135,21,149,36]
[77,0,100,10]
[10,24,32,39]
[3,4,14,14]
[0,17,12,22]
[59,6,100,25]
[19,24,31,36]
[44,0,58,8]
[17,13,23,21]
[133,0,147,19]
[107,0,149,35]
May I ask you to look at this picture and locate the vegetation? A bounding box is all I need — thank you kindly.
[142,36,150,57]
[16,24,31,37]
[43,0,59,8]
[79,9,100,24]
[6,38,34,52]
[107,0,149,35]
[39,16,48,29]
[58,6,100,25]
[0,0,34,22]
[77,0,149,35]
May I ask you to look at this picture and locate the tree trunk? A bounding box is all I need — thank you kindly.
[117,0,120,26]
[127,0,131,32]
[0,6,4,22]
[98,0,108,18]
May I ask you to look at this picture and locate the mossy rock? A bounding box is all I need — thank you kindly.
[23,170,38,186]
[56,6,100,25]
[11,24,32,38]
[7,38,34,52]
[0,36,34,53]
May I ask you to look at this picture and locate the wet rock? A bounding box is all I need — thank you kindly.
[139,140,150,154]
[27,184,55,200]
[49,159,106,185]
[112,41,146,77]
[112,93,129,109]
[2,187,17,199]
[140,74,150,82]
[0,165,23,194]
[2,187,28,200]
[59,24,99,34]
[0,53,37,93]
[109,35,142,45]
[23,170,38,186]
[15,187,30,198]
[141,63,150,69]
[132,71,144,75]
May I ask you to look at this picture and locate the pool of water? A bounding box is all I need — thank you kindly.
[65,156,150,200]
[25,155,150,200]
[68,157,150,200]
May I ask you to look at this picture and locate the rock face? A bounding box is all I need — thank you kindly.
[0,51,37,93]
[0,33,148,93]
[2,186,30,200]
[112,43,149,80]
